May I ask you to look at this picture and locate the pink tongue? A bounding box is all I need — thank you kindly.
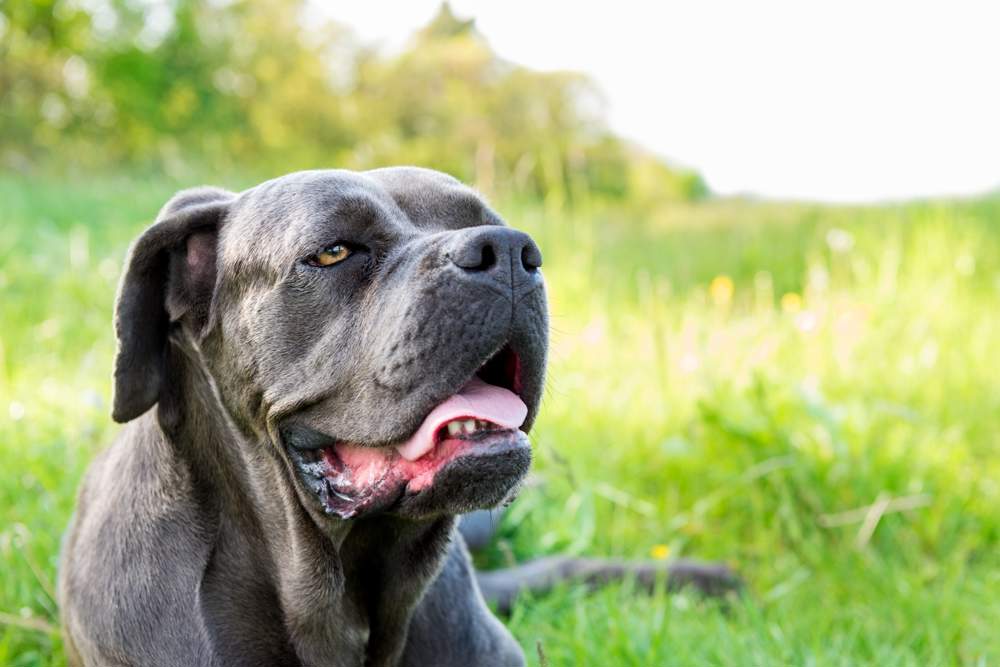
[394,377,528,461]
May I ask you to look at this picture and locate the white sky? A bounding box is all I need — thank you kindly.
[322,1,1000,202]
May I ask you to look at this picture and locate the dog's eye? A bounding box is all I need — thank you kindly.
[308,244,352,267]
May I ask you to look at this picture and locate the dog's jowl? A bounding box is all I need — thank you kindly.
[57,168,547,667]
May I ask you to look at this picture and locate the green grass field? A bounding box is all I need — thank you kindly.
[1,173,998,666]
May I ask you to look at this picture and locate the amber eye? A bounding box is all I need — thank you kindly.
[309,244,352,267]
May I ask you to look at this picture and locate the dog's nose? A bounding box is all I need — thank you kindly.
[448,227,542,290]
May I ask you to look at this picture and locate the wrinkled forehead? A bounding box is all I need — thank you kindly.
[219,168,502,268]
[364,166,502,228]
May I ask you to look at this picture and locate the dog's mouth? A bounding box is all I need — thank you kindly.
[285,346,531,519]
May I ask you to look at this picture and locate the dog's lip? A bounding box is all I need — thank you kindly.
[336,425,526,495]
[398,428,531,503]
[281,424,337,451]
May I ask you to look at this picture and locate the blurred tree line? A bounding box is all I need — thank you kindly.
[1,0,707,203]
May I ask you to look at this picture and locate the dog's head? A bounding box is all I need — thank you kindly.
[112,168,547,523]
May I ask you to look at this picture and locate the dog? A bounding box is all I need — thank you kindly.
[58,168,738,667]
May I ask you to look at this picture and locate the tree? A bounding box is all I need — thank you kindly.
[1,0,708,202]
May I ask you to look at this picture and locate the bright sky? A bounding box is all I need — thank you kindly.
[323,1,1000,202]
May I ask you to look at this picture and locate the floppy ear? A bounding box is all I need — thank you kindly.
[111,187,235,423]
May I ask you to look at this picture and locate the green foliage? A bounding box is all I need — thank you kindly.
[1,172,998,665]
[2,4,996,665]
[0,1,701,203]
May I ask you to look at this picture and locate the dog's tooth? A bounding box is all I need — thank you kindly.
[447,421,463,437]
[463,419,477,434]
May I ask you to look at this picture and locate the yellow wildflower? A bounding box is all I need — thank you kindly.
[709,275,734,306]
[781,292,803,313]
[650,544,671,560]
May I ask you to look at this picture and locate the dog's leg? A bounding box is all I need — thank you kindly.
[476,556,742,614]
[401,534,525,667]
[459,511,741,614]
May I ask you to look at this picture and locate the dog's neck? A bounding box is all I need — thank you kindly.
[149,331,455,665]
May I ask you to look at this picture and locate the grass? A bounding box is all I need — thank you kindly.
[1,172,998,666]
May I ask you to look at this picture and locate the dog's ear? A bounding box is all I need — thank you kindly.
[111,187,235,423]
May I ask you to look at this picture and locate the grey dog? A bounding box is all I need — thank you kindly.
[58,168,738,666]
